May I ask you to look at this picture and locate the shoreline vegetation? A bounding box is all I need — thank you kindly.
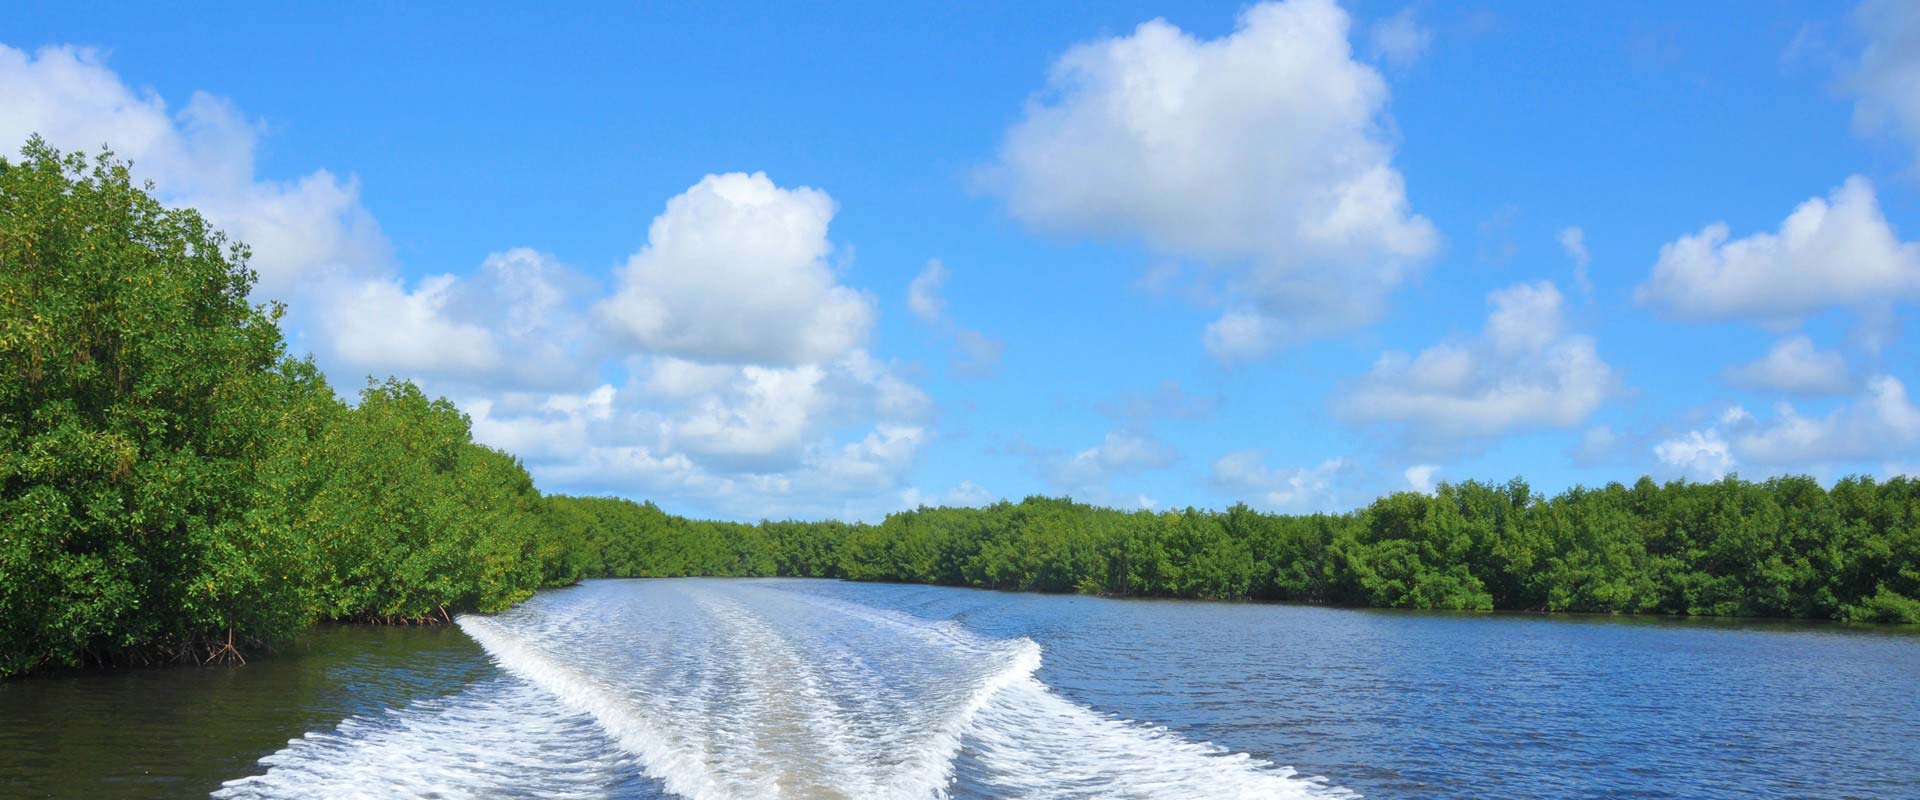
[3,142,1917,679]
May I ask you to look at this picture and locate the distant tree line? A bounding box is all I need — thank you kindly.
[3,142,1916,678]
[543,477,1920,626]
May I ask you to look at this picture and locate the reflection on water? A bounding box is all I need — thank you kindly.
[1,579,1917,799]
[0,624,491,799]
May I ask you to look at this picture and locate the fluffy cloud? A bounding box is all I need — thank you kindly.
[986,0,1437,360]
[1637,177,1920,323]
[467,350,933,519]
[1337,281,1619,451]
[466,386,618,464]
[1653,429,1736,481]
[644,352,929,470]
[1652,379,1920,479]
[638,350,928,471]
[669,364,828,468]
[598,172,873,365]
[1211,452,1357,512]
[1403,464,1440,493]
[1849,0,1920,166]
[1735,376,1920,465]
[383,176,930,518]
[0,45,389,296]
[543,172,933,517]
[316,248,598,391]
[906,260,1004,376]
[320,276,500,377]
[1722,335,1852,395]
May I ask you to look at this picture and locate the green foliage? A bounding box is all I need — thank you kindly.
[549,480,1916,632]
[298,380,545,620]
[0,143,555,676]
[1843,585,1920,624]
[0,140,304,675]
[5,141,1918,678]
[540,474,1920,630]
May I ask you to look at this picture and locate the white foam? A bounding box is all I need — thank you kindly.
[212,676,634,800]
[218,579,1352,799]
[965,674,1356,799]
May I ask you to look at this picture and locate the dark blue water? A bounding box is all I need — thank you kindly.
[792,580,1920,799]
[2,578,1915,799]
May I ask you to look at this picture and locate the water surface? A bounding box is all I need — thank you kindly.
[2,578,1916,799]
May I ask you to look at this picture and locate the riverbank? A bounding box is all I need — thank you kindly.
[539,484,1920,625]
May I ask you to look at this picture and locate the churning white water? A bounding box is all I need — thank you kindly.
[216,579,1351,799]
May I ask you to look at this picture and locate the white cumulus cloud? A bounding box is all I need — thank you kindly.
[317,248,599,392]
[1735,375,1920,465]
[628,350,932,474]
[1637,176,1920,323]
[1337,281,1619,452]
[1403,464,1440,493]
[1653,429,1736,481]
[1651,377,1920,479]
[319,275,500,377]
[0,44,389,297]
[468,351,933,520]
[985,0,1437,361]
[598,172,873,365]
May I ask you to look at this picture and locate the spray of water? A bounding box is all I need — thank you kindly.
[217,580,1352,799]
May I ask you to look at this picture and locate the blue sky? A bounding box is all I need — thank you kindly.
[5,0,1919,520]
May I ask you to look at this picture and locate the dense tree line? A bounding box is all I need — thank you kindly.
[0,142,569,677]
[3,142,1916,678]
[545,477,1920,625]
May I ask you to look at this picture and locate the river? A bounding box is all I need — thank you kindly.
[1,578,1916,798]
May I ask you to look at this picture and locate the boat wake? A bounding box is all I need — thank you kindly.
[217,580,1351,799]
